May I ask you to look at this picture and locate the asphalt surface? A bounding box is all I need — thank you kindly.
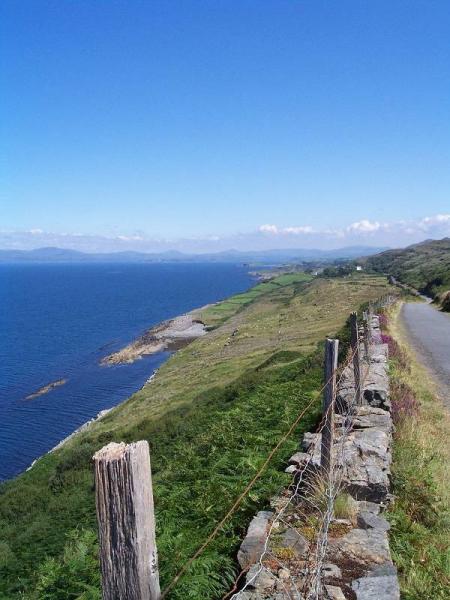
[400,301,450,408]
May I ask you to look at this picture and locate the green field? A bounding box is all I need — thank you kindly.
[0,272,393,599]
[197,271,313,328]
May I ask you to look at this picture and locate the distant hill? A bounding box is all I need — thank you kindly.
[0,245,387,265]
[363,237,450,303]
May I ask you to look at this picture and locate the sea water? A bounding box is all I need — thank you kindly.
[0,262,253,480]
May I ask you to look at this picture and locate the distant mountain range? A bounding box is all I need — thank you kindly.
[0,245,389,264]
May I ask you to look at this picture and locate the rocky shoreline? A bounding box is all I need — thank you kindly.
[26,305,211,470]
[100,310,209,365]
[26,408,113,472]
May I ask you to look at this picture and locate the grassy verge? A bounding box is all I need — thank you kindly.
[0,273,392,599]
[384,304,450,599]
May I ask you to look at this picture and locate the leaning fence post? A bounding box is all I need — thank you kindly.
[350,312,363,405]
[321,339,339,476]
[93,441,161,600]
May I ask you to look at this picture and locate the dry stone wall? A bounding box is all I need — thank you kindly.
[234,315,400,600]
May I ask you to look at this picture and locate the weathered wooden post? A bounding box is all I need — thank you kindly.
[362,311,370,361]
[321,339,339,476]
[367,304,373,343]
[350,312,363,405]
[93,441,160,600]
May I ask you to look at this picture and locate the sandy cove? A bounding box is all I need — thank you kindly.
[100,310,208,366]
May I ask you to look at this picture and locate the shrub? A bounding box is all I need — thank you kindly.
[440,291,450,312]
[381,334,410,371]
[378,313,388,330]
[391,381,420,426]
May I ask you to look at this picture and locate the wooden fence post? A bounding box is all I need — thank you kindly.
[350,312,362,405]
[367,304,373,343]
[362,311,370,362]
[321,339,339,476]
[93,441,161,600]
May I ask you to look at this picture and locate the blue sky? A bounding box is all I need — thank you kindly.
[1,1,450,251]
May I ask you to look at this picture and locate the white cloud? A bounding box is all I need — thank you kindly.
[2,212,450,253]
[259,224,314,235]
[116,235,144,241]
[419,214,450,230]
[346,220,381,234]
[284,226,314,235]
[259,224,279,234]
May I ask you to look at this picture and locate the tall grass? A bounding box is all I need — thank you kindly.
[385,305,450,599]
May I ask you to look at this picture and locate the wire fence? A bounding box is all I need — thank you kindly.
[93,295,399,600]
[227,345,361,600]
[225,302,397,600]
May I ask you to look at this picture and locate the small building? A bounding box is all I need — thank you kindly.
[356,265,363,271]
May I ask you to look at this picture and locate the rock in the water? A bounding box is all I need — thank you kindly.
[238,511,273,569]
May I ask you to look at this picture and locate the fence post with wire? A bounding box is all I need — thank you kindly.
[362,310,370,361]
[229,308,397,600]
[350,312,363,405]
[91,303,397,600]
[320,338,339,476]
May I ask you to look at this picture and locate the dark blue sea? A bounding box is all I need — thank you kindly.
[0,263,254,480]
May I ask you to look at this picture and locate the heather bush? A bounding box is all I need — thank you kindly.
[391,380,419,426]
[378,312,389,330]
[381,333,410,371]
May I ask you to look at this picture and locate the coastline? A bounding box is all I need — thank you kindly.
[21,278,255,476]
[25,304,213,472]
[100,305,211,365]
[26,369,162,473]
[26,407,113,472]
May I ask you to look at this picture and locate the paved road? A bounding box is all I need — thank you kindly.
[400,302,450,408]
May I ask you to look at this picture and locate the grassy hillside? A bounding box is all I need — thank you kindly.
[0,272,392,599]
[363,238,450,303]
